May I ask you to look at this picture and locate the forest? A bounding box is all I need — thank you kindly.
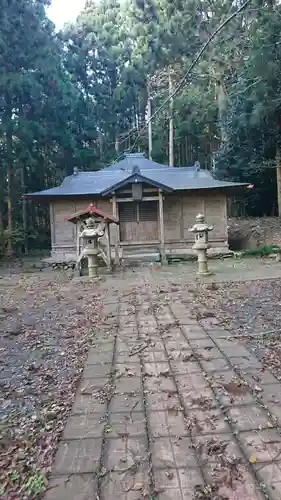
[0,0,280,255]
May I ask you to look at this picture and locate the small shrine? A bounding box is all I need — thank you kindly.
[67,203,119,276]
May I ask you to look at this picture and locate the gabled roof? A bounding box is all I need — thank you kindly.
[26,152,247,199]
[101,164,173,196]
[66,203,119,224]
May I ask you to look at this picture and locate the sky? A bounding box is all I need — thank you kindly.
[47,0,86,28]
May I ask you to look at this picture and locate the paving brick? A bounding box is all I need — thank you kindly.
[164,340,191,352]
[208,328,233,339]
[148,410,188,438]
[170,360,202,375]
[161,327,186,341]
[44,474,97,500]
[100,468,149,499]
[220,345,252,358]
[72,392,107,415]
[62,414,105,440]
[143,362,170,376]
[78,377,109,394]
[104,436,148,471]
[154,468,203,494]
[258,383,281,404]
[188,338,216,349]
[187,409,231,435]
[52,438,102,474]
[86,351,112,365]
[151,436,198,469]
[144,375,177,394]
[145,340,166,351]
[194,346,223,360]
[116,362,141,377]
[107,412,146,438]
[115,351,140,363]
[242,368,279,386]
[83,363,111,379]
[192,433,244,464]
[145,390,181,412]
[157,490,190,500]
[115,376,142,393]
[92,341,115,353]
[201,357,231,373]
[255,463,281,500]
[181,325,208,339]
[175,372,209,393]
[237,428,281,462]
[181,389,218,410]
[204,465,264,500]
[229,355,263,370]
[142,350,169,363]
[110,392,143,413]
[227,405,271,432]
[210,371,255,406]
[214,338,237,348]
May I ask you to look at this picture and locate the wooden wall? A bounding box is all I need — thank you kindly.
[50,191,228,256]
[50,199,113,253]
[164,192,227,243]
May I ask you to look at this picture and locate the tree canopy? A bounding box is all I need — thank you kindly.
[0,0,281,254]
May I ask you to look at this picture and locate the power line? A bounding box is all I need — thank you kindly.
[114,0,252,162]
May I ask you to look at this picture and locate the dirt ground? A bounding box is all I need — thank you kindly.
[1,258,281,499]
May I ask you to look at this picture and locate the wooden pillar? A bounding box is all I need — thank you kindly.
[158,189,166,264]
[76,222,83,275]
[112,194,120,265]
[105,222,112,270]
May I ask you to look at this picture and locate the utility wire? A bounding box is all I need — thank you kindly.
[114,0,252,162]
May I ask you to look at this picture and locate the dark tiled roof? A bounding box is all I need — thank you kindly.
[27,153,246,198]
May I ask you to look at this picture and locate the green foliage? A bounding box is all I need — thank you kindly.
[240,245,281,258]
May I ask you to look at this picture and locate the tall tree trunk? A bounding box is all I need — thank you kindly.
[169,69,174,168]
[115,135,120,153]
[276,143,281,216]
[6,129,13,256]
[147,96,152,160]
[215,79,228,143]
[21,165,28,254]
[99,131,103,157]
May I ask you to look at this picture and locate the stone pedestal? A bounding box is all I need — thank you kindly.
[85,249,99,278]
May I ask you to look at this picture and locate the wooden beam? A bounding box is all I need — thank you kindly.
[112,195,120,265]
[105,222,112,270]
[116,196,160,203]
[158,189,166,264]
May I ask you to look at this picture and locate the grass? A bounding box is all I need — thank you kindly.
[239,244,281,258]
[20,472,47,497]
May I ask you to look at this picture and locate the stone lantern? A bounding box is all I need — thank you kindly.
[189,213,213,275]
[80,217,105,277]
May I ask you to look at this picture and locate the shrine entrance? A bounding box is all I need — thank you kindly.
[118,200,159,243]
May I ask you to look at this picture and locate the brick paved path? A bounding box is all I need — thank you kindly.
[45,274,281,500]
